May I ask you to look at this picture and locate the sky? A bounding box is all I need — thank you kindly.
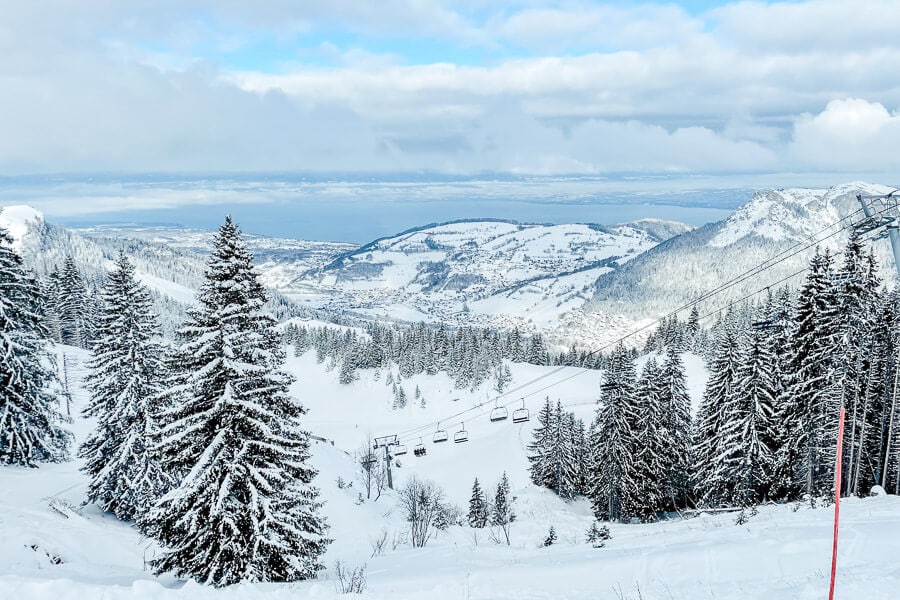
[0,1,898,236]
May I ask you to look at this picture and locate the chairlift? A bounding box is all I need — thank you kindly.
[413,438,427,457]
[454,423,469,443]
[361,453,377,468]
[512,398,530,423]
[853,215,896,235]
[392,444,408,457]
[489,399,508,422]
[873,227,896,241]
[751,320,780,331]
[433,424,449,443]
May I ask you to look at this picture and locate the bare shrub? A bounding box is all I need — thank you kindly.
[334,561,367,594]
[397,476,445,548]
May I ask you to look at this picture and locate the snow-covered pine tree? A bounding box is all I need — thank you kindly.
[80,252,171,520]
[693,325,744,507]
[588,343,641,521]
[571,416,588,496]
[143,216,328,586]
[720,326,778,506]
[631,358,667,520]
[493,363,512,394]
[527,398,555,488]
[834,236,881,497]
[782,248,841,500]
[659,346,692,508]
[491,472,515,544]
[467,478,489,528]
[56,255,92,348]
[0,225,71,466]
[866,288,900,494]
[549,402,580,499]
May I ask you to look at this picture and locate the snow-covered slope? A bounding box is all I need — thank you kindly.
[3,345,899,599]
[73,225,356,291]
[288,219,692,330]
[574,182,900,346]
[0,207,309,336]
[0,204,44,251]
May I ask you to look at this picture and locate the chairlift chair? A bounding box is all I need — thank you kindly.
[392,444,408,457]
[489,399,508,422]
[512,398,530,423]
[454,423,469,443]
[433,425,449,443]
[413,439,427,457]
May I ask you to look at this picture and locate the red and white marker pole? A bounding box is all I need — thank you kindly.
[828,407,846,600]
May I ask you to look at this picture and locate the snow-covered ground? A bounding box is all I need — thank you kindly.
[2,345,899,599]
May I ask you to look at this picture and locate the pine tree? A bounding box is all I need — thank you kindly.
[834,237,880,497]
[491,472,515,544]
[0,225,71,465]
[659,347,692,508]
[467,478,488,528]
[588,344,641,521]
[142,217,329,586]
[721,327,778,505]
[527,398,555,488]
[783,248,841,499]
[550,403,580,499]
[543,525,557,546]
[56,255,92,348]
[693,325,744,506]
[80,252,171,520]
[631,358,667,520]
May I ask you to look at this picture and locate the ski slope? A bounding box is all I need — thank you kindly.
[1,345,899,599]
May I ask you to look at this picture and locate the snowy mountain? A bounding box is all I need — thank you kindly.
[72,225,356,290]
[0,206,306,336]
[285,219,692,330]
[570,182,900,345]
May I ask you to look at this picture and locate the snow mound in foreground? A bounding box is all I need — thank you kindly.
[0,204,44,251]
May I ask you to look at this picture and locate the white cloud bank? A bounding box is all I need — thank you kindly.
[0,1,897,176]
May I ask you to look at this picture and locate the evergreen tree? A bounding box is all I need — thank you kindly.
[142,217,328,586]
[527,398,555,488]
[467,478,489,528]
[631,358,667,520]
[80,252,171,520]
[588,344,641,521]
[550,403,580,499]
[0,226,71,465]
[721,327,778,505]
[782,248,841,499]
[491,472,515,544]
[659,347,692,507]
[56,255,92,348]
[543,526,557,546]
[693,325,744,506]
[834,237,880,497]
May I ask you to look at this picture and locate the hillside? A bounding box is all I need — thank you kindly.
[287,219,692,330]
[72,224,357,291]
[556,182,900,348]
[0,206,306,335]
[2,344,899,599]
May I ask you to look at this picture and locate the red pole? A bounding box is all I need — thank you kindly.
[828,407,846,600]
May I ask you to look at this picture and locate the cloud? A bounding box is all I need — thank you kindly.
[788,98,900,171]
[0,1,898,177]
[496,4,702,52]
